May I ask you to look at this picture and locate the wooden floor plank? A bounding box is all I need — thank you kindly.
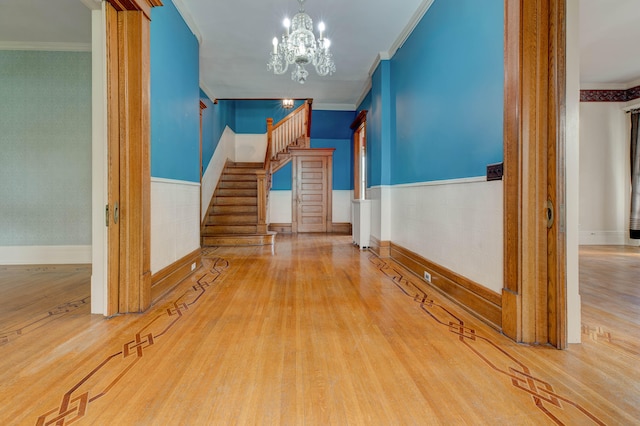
[0,237,638,425]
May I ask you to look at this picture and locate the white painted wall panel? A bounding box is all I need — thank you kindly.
[151,178,200,274]
[333,190,353,223]
[201,126,236,220]
[579,102,629,245]
[390,179,503,294]
[268,190,353,224]
[268,191,292,223]
[235,133,267,163]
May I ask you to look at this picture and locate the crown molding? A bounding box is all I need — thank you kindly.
[313,103,356,111]
[171,0,203,44]
[355,0,435,110]
[387,0,435,58]
[199,81,216,103]
[0,41,91,52]
[355,79,372,109]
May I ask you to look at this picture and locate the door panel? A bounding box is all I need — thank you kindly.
[297,155,327,233]
[291,149,334,233]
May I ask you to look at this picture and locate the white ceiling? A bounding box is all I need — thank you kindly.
[1,0,639,105]
[579,0,640,86]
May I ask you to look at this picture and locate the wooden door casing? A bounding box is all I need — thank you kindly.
[291,149,334,233]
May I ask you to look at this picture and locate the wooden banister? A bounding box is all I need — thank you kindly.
[259,99,312,234]
[268,102,310,161]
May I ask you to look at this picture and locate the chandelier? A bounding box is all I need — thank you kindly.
[268,0,336,84]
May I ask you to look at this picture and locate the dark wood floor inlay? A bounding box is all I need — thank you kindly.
[0,296,90,347]
[35,257,229,426]
[369,254,606,426]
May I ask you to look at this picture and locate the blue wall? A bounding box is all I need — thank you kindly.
[271,109,355,191]
[150,0,200,182]
[359,0,504,186]
[365,61,392,187]
[392,0,503,183]
[235,99,304,134]
[201,94,235,170]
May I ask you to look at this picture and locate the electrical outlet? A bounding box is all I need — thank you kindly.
[423,271,431,282]
[191,262,197,271]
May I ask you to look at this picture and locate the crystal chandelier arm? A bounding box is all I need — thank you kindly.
[268,38,290,75]
[268,48,289,75]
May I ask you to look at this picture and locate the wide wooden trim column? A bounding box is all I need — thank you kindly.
[503,0,566,347]
[107,0,162,313]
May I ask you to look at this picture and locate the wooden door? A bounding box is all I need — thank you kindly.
[291,149,334,233]
[350,111,367,200]
[502,0,566,347]
[105,0,159,314]
[106,2,120,316]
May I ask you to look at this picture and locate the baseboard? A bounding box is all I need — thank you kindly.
[579,231,626,245]
[369,236,391,258]
[269,223,292,233]
[389,242,502,330]
[0,245,92,265]
[331,223,352,234]
[151,249,201,303]
[268,223,352,234]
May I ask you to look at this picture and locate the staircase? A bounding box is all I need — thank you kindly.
[201,162,274,246]
[202,100,312,247]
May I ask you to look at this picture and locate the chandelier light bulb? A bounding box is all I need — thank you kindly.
[272,37,278,54]
[283,18,291,36]
[318,22,325,39]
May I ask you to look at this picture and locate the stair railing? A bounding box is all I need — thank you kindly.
[268,101,310,161]
[259,100,312,235]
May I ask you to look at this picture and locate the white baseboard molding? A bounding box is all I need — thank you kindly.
[0,245,92,265]
[579,231,626,245]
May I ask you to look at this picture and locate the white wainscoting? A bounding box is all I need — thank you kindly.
[202,126,236,220]
[268,190,292,223]
[0,245,91,264]
[151,178,200,274]
[268,190,354,225]
[366,186,392,242]
[390,178,503,294]
[333,190,353,223]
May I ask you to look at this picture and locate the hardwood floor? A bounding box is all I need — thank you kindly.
[579,245,640,358]
[0,237,638,425]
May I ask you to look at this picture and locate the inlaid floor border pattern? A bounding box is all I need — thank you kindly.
[369,255,606,426]
[581,323,640,357]
[35,257,229,426]
[0,296,91,347]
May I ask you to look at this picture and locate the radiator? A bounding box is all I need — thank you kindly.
[352,199,371,249]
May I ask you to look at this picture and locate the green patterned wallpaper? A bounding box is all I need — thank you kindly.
[0,50,91,246]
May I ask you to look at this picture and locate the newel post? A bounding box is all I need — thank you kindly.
[256,169,268,234]
[266,118,274,162]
